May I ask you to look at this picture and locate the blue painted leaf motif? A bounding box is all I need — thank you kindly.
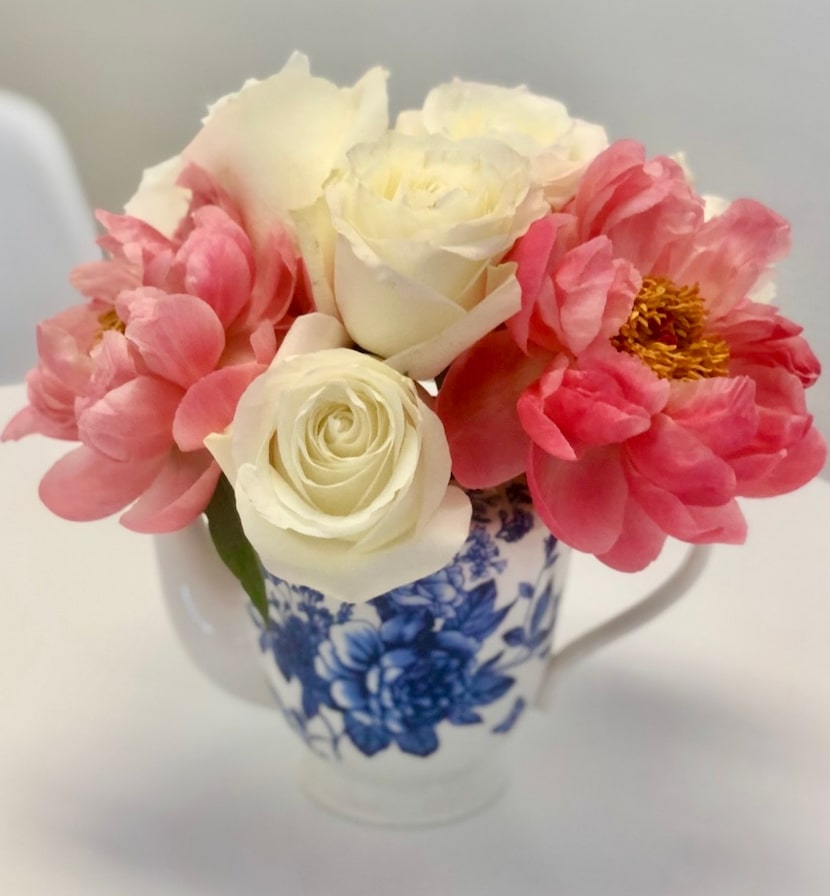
[518,582,534,600]
[374,566,466,622]
[396,727,440,757]
[502,627,526,647]
[458,526,506,578]
[335,604,354,624]
[530,584,553,637]
[447,580,510,643]
[260,587,336,718]
[379,611,433,647]
[492,697,526,734]
[448,706,483,725]
[505,479,533,506]
[496,507,534,542]
[345,716,392,756]
[468,664,514,705]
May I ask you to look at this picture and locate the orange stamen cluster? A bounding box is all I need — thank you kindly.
[612,276,729,380]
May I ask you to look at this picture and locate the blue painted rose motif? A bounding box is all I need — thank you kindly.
[379,564,467,621]
[256,478,565,760]
[315,615,512,756]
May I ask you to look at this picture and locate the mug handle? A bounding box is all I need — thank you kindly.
[535,544,712,709]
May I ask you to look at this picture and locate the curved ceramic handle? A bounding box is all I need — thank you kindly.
[154,520,273,707]
[536,544,712,709]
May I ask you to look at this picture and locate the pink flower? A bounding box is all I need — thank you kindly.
[3,165,306,532]
[437,141,825,570]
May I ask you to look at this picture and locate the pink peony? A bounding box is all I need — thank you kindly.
[437,140,825,571]
[3,164,307,532]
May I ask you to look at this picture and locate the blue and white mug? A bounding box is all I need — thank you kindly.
[155,480,709,825]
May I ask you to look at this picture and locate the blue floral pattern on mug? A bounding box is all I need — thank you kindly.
[257,480,563,759]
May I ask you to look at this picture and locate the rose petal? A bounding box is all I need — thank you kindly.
[387,262,524,380]
[183,53,389,251]
[238,479,471,603]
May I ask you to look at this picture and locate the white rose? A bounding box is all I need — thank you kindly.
[396,79,608,208]
[126,53,389,248]
[123,155,190,238]
[296,132,548,379]
[205,313,472,603]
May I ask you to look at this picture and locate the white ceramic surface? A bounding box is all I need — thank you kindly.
[154,487,709,826]
[1,379,829,894]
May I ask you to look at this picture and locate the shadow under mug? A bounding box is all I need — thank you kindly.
[154,481,710,826]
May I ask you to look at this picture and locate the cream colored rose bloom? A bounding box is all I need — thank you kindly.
[397,79,608,208]
[126,53,389,247]
[124,155,189,238]
[205,314,472,603]
[296,132,547,379]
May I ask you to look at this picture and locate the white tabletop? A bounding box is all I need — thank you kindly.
[1,380,828,896]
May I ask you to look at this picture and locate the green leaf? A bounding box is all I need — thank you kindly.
[205,474,269,624]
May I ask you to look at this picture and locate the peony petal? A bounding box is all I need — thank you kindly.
[571,141,702,275]
[715,299,821,388]
[94,209,174,258]
[120,291,226,389]
[517,364,577,460]
[520,361,654,455]
[38,445,164,521]
[119,448,221,533]
[595,497,668,572]
[70,259,140,302]
[244,224,299,327]
[35,307,98,391]
[630,473,747,545]
[506,213,566,352]
[675,199,790,319]
[551,238,637,355]
[666,376,759,457]
[176,206,254,328]
[626,414,736,507]
[436,330,549,488]
[77,375,183,462]
[527,445,628,554]
[734,422,827,498]
[173,363,266,451]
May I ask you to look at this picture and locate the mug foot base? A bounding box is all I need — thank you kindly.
[300,753,509,827]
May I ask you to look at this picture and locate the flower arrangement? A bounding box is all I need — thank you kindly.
[4,52,825,620]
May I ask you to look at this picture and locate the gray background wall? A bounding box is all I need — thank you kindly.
[1,0,827,474]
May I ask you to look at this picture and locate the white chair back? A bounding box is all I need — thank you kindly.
[0,91,98,383]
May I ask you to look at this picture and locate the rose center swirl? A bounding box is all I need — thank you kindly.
[611,276,730,380]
